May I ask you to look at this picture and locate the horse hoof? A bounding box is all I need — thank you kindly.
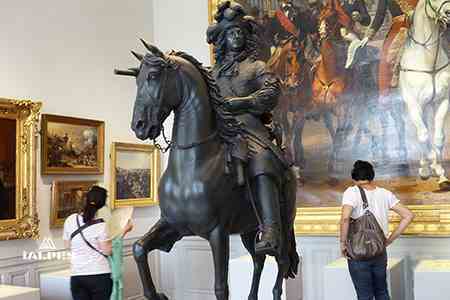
[439,181,450,191]
[155,293,169,300]
[419,168,431,180]
[419,174,430,180]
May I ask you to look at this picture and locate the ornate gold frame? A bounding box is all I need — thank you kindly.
[41,114,105,175]
[0,98,41,240]
[295,205,450,236]
[110,142,160,208]
[50,180,97,228]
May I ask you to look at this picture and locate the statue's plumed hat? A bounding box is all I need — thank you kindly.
[206,1,257,45]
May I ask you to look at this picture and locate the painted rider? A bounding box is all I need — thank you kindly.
[270,0,312,46]
[364,0,418,99]
[207,1,287,256]
[341,0,371,37]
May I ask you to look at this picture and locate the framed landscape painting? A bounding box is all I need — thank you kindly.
[110,142,160,208]
[50,180,97,228]
[208,0,450,236]
[41,114,105,174]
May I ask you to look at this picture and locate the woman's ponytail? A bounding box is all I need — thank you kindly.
[82,186,107,223]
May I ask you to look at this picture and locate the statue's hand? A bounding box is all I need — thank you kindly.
[223,97,253,112]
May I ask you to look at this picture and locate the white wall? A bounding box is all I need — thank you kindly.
[0,0,160,297]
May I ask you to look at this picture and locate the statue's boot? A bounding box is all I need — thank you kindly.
[255,224,281,256]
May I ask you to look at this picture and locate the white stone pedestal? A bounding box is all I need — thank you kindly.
[414,260,450,300]
[39,269,71,300]
[324,257,404,300]
[0,285,40,300]
[229,255,302,300]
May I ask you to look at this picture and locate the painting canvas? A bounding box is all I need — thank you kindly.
[0,118,16,220]
[41,114,104,174]
[51,181,97,228]
[111,143,160,208]
[209,0,450,235]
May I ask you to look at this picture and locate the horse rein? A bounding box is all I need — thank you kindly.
[400,1,450,102]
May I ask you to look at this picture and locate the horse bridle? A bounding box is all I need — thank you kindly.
[149,56,218,153]
[400,0,450,101]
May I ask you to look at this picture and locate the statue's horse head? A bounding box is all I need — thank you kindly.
[115,40,182,141]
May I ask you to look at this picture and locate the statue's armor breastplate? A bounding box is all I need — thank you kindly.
[214,58,272,141]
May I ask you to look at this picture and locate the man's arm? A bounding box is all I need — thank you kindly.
[386,203,414,246]
[224,64,281,114]
[339,204,353,257]
[366,0,388,39]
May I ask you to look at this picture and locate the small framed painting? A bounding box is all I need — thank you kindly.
[110,142,160,208]
[50,180,97,228]
[41,114,105,174]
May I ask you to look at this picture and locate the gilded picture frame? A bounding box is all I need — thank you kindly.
[110,142,160,208]
[50,180,97,228]
[41,114,105,175]
[0,98,41,241]
[208,0,450,236]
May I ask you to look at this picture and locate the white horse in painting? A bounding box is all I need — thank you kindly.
[399,0,450,189]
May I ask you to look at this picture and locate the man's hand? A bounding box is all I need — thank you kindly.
[340,241,350,258]
[385,237,393,247]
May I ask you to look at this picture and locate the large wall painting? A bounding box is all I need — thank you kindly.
[209,0,450,235]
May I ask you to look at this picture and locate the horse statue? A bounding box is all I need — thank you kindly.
[398,0,450,189]
[115,41,299,300]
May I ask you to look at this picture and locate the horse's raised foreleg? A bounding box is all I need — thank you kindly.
[431,98,450,189]
[133,219,182,300]
[241,231,266,300]
[208,226,230,300]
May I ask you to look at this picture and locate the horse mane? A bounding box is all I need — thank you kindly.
[169,50,239,141]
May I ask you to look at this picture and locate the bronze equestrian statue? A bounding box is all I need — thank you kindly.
[114,3,299,300]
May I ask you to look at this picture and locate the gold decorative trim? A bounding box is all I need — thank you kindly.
[295,204,450,236]
[0,98,41,241]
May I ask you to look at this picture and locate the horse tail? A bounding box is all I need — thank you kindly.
[285,227,300,279]
[282,167,300,279]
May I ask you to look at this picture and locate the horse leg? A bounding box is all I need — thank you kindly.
[133,219,182,300]
[390,100,408,160]
[208,226,230,300]
[292,112,306,169]
[431,98,450,189]
[272,258,285,300]
[403,93,431,179]
[241,231,266,300]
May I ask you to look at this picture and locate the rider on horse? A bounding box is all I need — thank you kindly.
[207,1,288,256]
[365,0,418,98]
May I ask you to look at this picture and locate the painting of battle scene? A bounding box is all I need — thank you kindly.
[111,143,159,207]
[41,115,104,174]
[50,181,96,227]
[209,0,450,207]
[0,119,16,220]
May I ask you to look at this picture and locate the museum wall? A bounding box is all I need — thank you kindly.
[150,1,450,300]
[0,0,160,297]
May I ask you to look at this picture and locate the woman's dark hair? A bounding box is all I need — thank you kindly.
[351,160,375,181]
[82,185,107,223]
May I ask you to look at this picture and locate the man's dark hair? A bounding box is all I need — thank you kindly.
[351,160,375,181]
